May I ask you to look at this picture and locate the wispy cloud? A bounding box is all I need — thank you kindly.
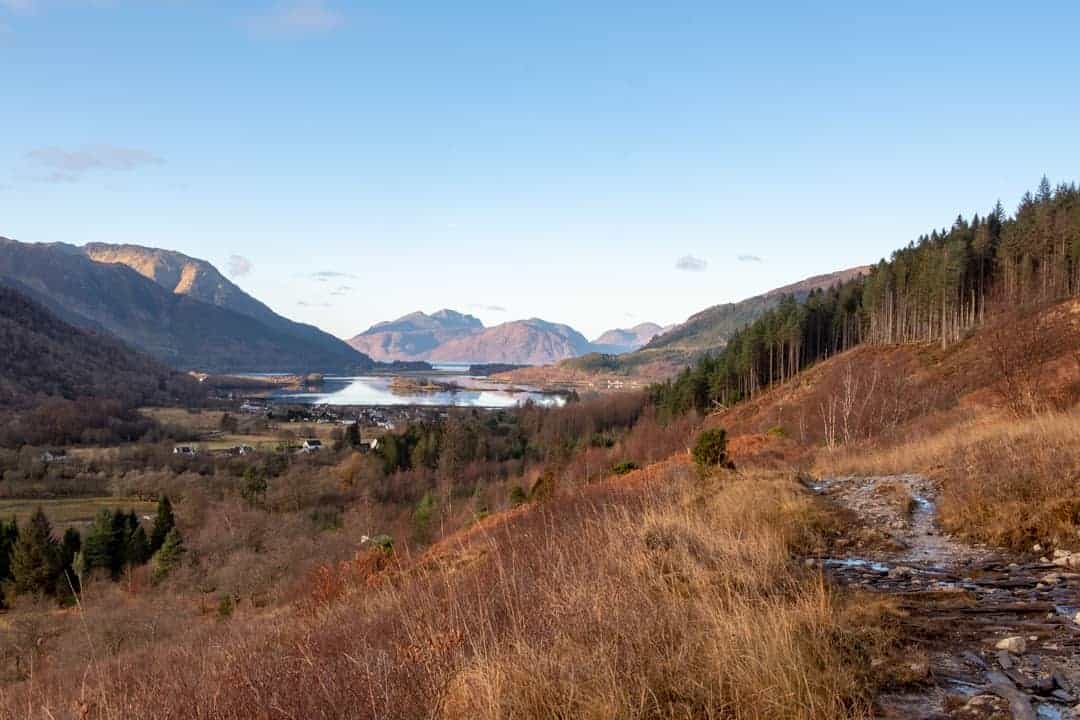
[297,300,331,308]
[468,303,507,313]
[25,145,163,182]
[249,0,344,35]
[227,255,253,277]
[675,254,707,272]
[0,0,36,14]
[309,270,357,281]
[330,285,353,296]
[737,254,764,263]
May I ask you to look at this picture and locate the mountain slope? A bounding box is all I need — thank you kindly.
[0,285,193,407]
[82,242,365,369]
[591,323,665,354]
[644,266,870,354]
[426,318,592,364]
[348,309,483,362]
[0,238,373,373]
[0,284,204,445]
[561,266,870,378]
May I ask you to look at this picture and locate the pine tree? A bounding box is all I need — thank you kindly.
[0,518,18,608]
[10,508,61,597]
[109,509,128,577]
[241,466,268,506]
[0,517,17,583]
[126,525,150,567]
[152,527,185,582]
[150,495,176,553]
[83,509,118,577]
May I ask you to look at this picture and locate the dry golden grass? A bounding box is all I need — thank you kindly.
[817,409,1080,550]
[2,462,894,720]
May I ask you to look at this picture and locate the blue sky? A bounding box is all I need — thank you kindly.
[2,1,1079,339]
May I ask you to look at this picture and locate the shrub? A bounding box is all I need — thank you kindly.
[692,428,732,469]
[509,485,528,506]
[611,460,640,476]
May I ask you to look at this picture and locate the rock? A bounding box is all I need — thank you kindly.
[1042,573,1062,584]
[1033,543,1043,553]
[997,651,1015,670]
[888,565,913,579]
[804,558,817,567]
[996,636,1027,654]
[1074,611,1080,625]
[1054,549,1069,559]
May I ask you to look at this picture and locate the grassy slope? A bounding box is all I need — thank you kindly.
[3,460,898,720]
[710,298,1080,551]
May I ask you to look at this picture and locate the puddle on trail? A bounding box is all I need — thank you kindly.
[822,557,891,573]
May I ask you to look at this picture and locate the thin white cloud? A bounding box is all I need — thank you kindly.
[675,254,707,272]
[249,0,344,34]
[25,145,164,182]
[309,270,357,281]
[0,0,36,14]
[297,300,332,308]
[737,254,764,263]
[330,285,353,296]
[227,255,253,277]
[468,303,507,313]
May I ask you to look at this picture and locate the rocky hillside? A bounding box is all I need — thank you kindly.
[591,322,666,354]
[426,318,592,365]
[0,237,373,373]
[348,309,483,362]
[82,242,366,369]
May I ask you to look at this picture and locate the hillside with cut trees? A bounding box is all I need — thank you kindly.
[651,178,1080,416]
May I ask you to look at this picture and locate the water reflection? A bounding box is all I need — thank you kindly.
[272,375,563,408]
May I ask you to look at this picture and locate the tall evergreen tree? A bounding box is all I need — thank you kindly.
[0,517,17,583]
[10,508,61,597]
[82,509,116,577]
[126,524,150,568]
[150,496,176,553]
[152,527,185,582]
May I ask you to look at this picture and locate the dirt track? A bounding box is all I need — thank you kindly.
[810,474,1080,720]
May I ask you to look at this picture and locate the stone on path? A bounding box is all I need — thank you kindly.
[995,636,1027,654]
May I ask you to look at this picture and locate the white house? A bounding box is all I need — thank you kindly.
[173,445,197,456]
[301,439,323,453]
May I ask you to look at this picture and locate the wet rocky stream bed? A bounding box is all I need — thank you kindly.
[806,474,1080,720]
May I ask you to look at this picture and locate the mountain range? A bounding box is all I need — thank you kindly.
[0,238,374,373]
[348,312,665,365]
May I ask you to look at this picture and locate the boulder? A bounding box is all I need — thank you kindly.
[995,636,1027,654]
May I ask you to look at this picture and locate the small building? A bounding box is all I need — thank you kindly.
[357,438,380,453]
[40,450,69,464]
[301,439,323,453]
[173,445,197,456]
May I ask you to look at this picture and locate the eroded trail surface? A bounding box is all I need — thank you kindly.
[810,475,1080,720]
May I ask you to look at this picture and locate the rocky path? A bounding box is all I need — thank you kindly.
[808,474,1080,720]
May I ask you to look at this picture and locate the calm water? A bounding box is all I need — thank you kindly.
[271,375,564,408]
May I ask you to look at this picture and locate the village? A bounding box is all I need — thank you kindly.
[165,399,456,459]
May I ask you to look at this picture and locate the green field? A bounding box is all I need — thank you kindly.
[0,497,157,529]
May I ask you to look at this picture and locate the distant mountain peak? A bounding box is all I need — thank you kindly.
[591,322,666,354]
